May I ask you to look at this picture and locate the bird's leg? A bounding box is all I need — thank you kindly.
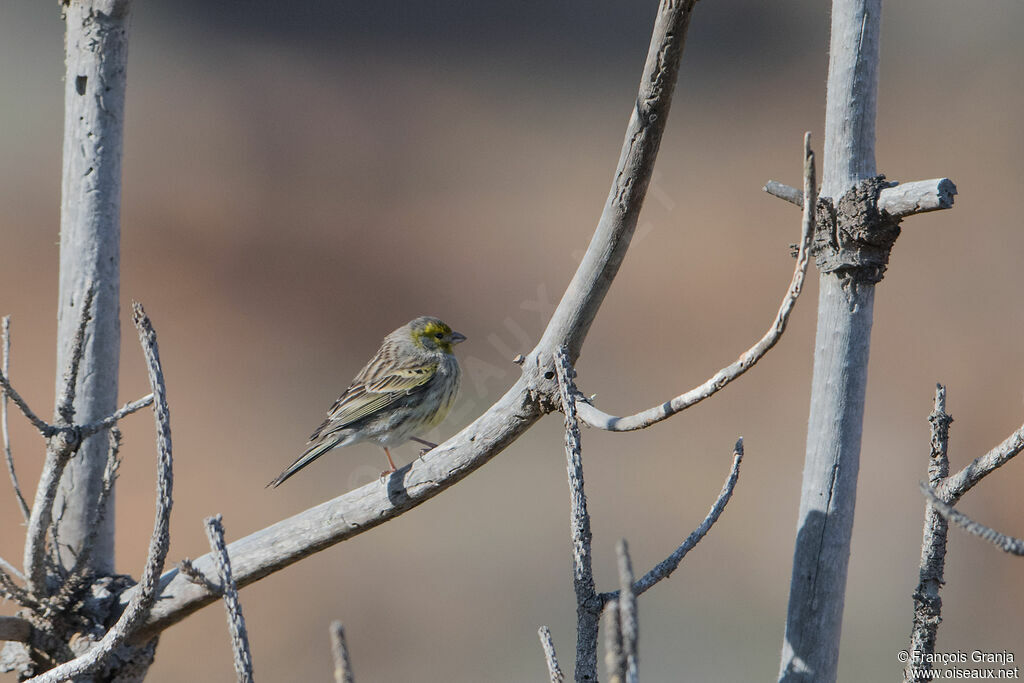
[410,436,437,459]
[379,447,397,480]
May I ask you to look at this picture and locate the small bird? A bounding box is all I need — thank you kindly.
[268,316,465,488]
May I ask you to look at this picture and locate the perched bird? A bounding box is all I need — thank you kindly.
[268,316,465,488]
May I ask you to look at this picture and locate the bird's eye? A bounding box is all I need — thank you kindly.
[434,332,444,339]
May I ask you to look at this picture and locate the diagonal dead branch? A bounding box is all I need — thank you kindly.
[0,369,52,437]
[26,303,174,682]
[0,555,24,582]
[2,316,31,521]
[204,515,254,683]
[0,563,37,609]
[79,394,155,439]
[938,421,1024,503]
[920,484,1024,556]
[54,283,96,426]
[538,626,564,683]
[119,0,705,643]
[907,384,953,682]
[602,439,744,602]
[555,346,601,682]
[330,620,355,683]
[575,135,816,432]
[616,540,638,683]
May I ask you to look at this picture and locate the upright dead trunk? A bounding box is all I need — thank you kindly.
[51,0,133,577]
[778,1,882,681]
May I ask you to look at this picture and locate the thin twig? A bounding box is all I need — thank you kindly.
[920,484,1024,556]
[0,564,36,608]
[616,540,638,683]
[575,135,816,432]
[938,421,1024,503]
[178,558,220,594]
[55,283,96,426]
[26,303,175,683]
[907,384,952,682]
[0,555,24,582]
[538,626,564,683]
[555,346,601,682]
[330,620,355,683]
[205,515,254,683]
[51,428,122,611]
[79,394,155,439]
[603,601,624,683]
[2,316,30,521]
[602,439,744,602]
[24,429,83,596]
[0,368,52,436]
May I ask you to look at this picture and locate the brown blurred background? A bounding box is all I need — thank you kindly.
[2,1,1023,680]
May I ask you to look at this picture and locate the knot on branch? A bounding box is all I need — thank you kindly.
[49,426,83,459]
[813,176,902,285]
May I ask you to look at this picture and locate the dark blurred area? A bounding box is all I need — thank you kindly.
[2,1,1023,681]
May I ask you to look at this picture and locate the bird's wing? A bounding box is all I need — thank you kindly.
[315,361,439,436]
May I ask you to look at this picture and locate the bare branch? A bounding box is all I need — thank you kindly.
[120,0,705,642]
[79,393,155,439]
[555,347,601,682]
[24,431,83,596]
[330,620,355,683]
[938,422,1024,503]
[204,515,254,683]
[0,616,31,644]
[763,180,804,207]
[603,439,744,601]
[178,558,220,594]
[616,540,638,683]
[764,178,956,219]
[920,484,1024,556]
[0,555,24,582]
[603,601,624,683]
[575,135,816,432]
[538,626,564,683]
[2,316,30,521]
[55,283,96,426]
[25,303,175,683]
[0,367,53,436]
[0,564,36,609]
[52,428,122,611]
[907,384,953,682]
[876,178,957,217]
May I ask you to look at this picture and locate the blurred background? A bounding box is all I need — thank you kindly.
[2,1,1023,680]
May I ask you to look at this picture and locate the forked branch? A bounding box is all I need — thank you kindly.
[920,484,1024,556]
[26,303,174,683]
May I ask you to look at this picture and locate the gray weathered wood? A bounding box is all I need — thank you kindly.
[51,0,133,577]
[778,1,883,681]
[765,178,956,220]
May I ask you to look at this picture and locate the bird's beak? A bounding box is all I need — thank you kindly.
[450,331,467,345]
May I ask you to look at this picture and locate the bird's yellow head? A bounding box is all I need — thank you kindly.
[408,317,466,354]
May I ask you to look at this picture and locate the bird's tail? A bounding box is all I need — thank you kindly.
[267,438,338,488]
